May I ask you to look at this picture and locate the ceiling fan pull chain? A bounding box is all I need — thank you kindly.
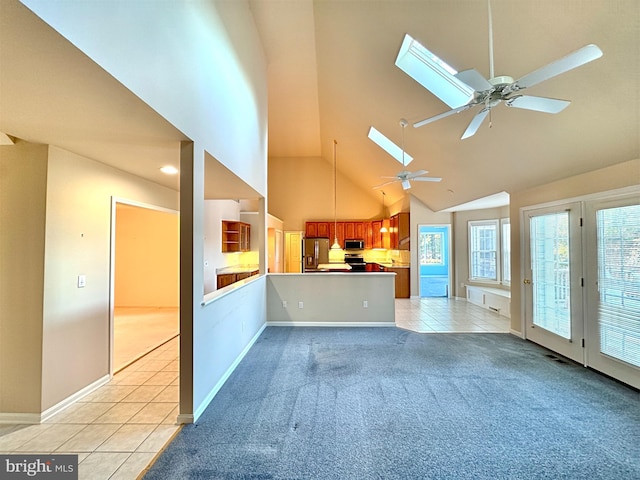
[489,109,493,129]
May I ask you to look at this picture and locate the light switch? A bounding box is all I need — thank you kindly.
[77,275,86,288]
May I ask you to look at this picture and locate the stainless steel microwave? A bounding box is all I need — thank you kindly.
[344,239,365,250]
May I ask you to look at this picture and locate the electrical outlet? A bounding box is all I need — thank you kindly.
[298,301,304,309]
[363,300,368,308]
[282,301,287,308]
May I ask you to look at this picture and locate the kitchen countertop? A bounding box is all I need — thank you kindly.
[317,263,352,271]
[369,262,410,269]
[216,265,259,274]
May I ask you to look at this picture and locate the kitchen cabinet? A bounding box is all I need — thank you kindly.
[222,220,251,253]
[344,222,365,240]
[388,267,410,298]
[305,222,331,239]
[367,263,410,298]
[371,220,383,248]
[389,212,410,250]
[216,270,258,289]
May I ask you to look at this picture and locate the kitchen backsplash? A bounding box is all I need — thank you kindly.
[363,249,410,265]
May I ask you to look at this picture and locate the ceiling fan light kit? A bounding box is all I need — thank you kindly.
[402,0,602,139]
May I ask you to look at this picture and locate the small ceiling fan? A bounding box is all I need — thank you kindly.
[373,119,441,191]
[405,0,603,139]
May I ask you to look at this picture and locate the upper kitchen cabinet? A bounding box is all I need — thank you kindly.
[344,222,365,240]
[222,220,251,252]
[390,212,410,250]
[305,221,331,238]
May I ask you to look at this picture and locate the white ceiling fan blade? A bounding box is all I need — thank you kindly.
[407,169,428,179]
[372,179,398,189]
[506,95,570,114]
[413,103,475,128]
[413,176,442,182]
[455,69,493,92]
[461,109,490,139]
[514,44,603,90]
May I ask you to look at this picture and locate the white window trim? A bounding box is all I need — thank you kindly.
[468,219,501,284]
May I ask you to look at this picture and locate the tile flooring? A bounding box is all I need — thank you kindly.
[0,337,180,480]
[0,297,509,479]
[395,296,511,333]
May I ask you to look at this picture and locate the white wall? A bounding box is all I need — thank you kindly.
[21,0,268,197]
[193,278,267,420]
[267,274,396,325]
[42,146,179,411]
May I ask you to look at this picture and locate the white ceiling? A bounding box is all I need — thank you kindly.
[1,1,638,210]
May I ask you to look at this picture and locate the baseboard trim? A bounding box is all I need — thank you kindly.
[266,321,397,327]
[192,323,267,423]
[0,374,110,425]
[41,374,111,423]
[510,329,524,339]
[176,414,194,424]
[0,413,42,425]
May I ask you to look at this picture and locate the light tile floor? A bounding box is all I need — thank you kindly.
[394,296,511,333]
[0,298,509,479]
[0,337,180,480]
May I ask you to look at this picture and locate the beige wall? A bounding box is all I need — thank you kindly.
[268,156,382,231]
[0,141,48,415]
[114,204,179,308]
[41,146,179,411]
[509,158,640,335]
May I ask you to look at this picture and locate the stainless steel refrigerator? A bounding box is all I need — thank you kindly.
[303,237,329,271]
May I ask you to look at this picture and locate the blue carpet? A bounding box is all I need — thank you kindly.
[144,328,640,479]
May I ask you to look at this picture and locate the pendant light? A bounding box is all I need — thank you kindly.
[379,191,388,233]
[330,139,341,250]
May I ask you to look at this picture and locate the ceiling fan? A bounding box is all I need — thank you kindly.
[401,0,603,139]
[373,119,441,191]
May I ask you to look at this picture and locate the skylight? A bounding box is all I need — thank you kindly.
[368,126,413,166]
[395,33,475,109]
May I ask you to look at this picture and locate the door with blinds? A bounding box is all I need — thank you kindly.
[585,196,640,389]
[523,202,585,363]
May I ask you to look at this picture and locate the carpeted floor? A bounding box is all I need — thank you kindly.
[144,327,640,479]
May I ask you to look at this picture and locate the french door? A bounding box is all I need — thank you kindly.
[584,196,640,389]
[523,202,584,363]
[523,192,640,389]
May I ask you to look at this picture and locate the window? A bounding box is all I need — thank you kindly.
[469,218,510,284]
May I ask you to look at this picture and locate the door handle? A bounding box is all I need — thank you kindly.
[523,279,531,285]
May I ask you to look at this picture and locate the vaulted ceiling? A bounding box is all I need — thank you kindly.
[1,1,638,209]
[251,0,639,210]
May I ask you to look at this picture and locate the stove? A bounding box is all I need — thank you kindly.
[344,253,366,272]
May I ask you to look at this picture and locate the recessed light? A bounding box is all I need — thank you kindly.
[160,165,179,175]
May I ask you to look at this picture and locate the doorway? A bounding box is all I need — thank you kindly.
[418,224,451,297]
[110,199,180,373]
[522,190,640,389]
